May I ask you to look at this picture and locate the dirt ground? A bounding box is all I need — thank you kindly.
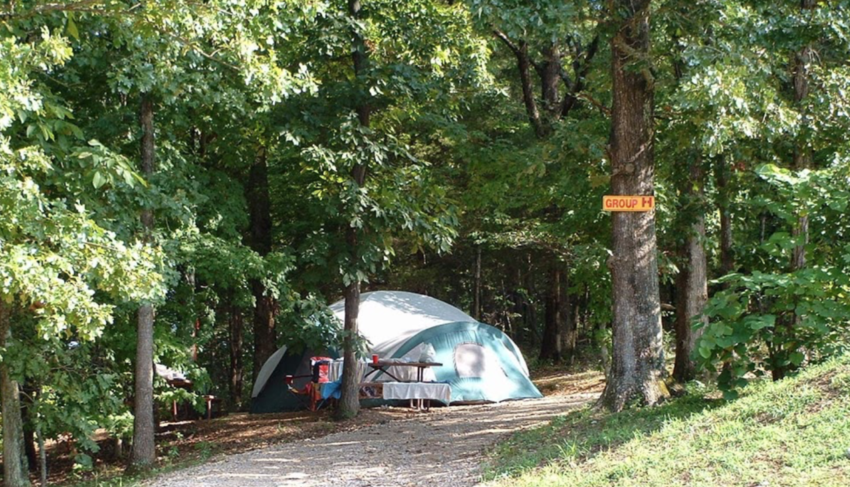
[148,393,598,487]
[49,367,604,486]
[147,368,604,487]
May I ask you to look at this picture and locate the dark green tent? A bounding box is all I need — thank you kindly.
[249,347,338,414]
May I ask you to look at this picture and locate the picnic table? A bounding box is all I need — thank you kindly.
[364,360,442,382]
[364,360,450,410]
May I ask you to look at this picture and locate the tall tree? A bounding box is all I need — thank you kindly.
[336,0,371,420]
[246,148,277,381]
[484,4,601,362]
[598,0,668,411]
[716,158,735,277]
[672,156,708,382]
[665,24,709,383]
[0,14,163,478]
[473,246,482,321]
[539,267,565,361]
[776,0,819,381]
[129,93,157,471]
[229,303,245,410]
[0,0,317,474]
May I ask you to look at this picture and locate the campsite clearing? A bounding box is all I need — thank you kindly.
[146,392,598,487]
[43,364,603,485]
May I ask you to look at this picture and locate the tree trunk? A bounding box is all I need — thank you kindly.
[473,246,481,321]
[336,278,362,419]
[791,43,812,274]
[598,0,668,411]
[191,319,200,362]
[37,424,47,487]
[129,93,157,471]
[715,157,734,277]
[24,429,37,472]
[775,0,817,382]
[228,304,244,411]
[672,157,708,383]
[539,44,562,118]
[250,282,276,381]
[1,302,31,487]
[539,266,563,361]
[562,274,577,365]
[336,0,371,420]
[21,383,37,472]
[246,148,277,381]
[515,42,545,138]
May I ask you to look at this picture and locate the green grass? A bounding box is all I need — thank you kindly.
[485,356,850,487]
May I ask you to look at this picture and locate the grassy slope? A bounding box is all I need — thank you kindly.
[485,356,850,487]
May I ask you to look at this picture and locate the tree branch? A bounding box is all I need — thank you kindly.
[492,28,520,56]
[577,92,610,117]
[493,28,546,138]
[561,34,600,117]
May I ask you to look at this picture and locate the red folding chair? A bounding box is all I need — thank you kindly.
[284,356,332,411]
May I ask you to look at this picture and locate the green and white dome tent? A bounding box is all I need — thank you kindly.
[250,291,541,413]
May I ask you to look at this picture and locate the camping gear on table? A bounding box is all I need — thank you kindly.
[418,343,437,363]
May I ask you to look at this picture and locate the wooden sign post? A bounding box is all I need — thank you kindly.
[602,195,655,212]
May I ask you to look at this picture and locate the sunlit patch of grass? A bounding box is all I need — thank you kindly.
[485,355,850,487]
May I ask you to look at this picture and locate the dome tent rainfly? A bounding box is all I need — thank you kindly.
[250,291,541,413]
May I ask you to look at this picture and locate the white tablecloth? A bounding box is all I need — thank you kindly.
[382,382,452,404]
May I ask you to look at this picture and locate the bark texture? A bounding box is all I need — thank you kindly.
[791,43,812,273]
[1,302,31,487]
[336,0,370,420]
[562,276,578,364]
[539,267,564,361]
[22,387,37,471]
[598,0,668,411]
[337,277,362,419]
[538,44,562,117]
[129,93,157,470]
[229,304,244,411]
[37,426,47,487]
[715,158,734,277]
[246,148,277,382]
[673,158,708,383]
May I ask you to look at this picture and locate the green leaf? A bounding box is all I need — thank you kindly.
[67,16,80,41]
[92,172,106,189]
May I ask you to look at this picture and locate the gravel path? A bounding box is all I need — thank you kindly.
[149,392,596,487]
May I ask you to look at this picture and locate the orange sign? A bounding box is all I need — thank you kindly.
[603,195,655,212]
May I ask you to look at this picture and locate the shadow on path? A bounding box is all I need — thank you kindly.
[150,393,597,487]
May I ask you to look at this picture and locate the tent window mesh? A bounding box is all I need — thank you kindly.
[454,343,507,379]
